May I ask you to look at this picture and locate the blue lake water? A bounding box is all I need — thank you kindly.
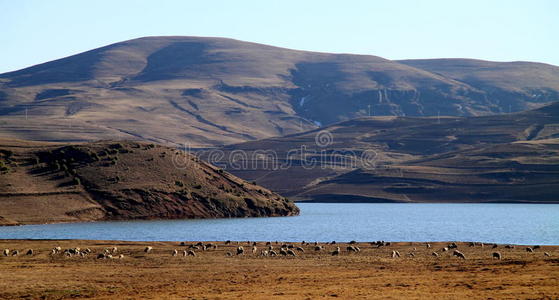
[1,203,558,245]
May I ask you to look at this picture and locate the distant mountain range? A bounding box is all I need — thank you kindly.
[1,36,559,147]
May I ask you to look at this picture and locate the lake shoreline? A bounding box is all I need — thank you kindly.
[1,239,557,299]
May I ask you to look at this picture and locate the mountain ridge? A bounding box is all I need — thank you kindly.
[1,36,558,147]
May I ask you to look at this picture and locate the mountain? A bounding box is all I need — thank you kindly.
[1,36,559,147]
[208,103,559,203]
[0,139,299,226]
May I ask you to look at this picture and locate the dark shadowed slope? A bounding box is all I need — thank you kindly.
[209,103,559,203]
[0,139,298,226]
[1,37,558,146]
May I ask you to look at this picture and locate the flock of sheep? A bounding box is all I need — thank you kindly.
[2,241,552,261]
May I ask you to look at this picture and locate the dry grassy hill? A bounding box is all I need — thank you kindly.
[1,36,558,147]
[0,139,298,226]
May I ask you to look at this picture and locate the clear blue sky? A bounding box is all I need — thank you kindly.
[1,0,558,73]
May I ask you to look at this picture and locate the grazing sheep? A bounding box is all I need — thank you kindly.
[442,247,449,252]
[287,249,297,256]
[144,246,153,253]
[268,245,274,251]
[51,249,57,255]
[432,252,439,257]
[296,247,305,252]
[11,250,19,256]
[314,242,318,246]
[111,247,118,253]
[448,243,458,249]
[266,242,271,246]
[526,247,534,253]
[187,250,196,256]
[118,254,124,259]
[426,243,431,249]
[26,249,33,256]
[80,252,86,257]
[225,240,231,245]
[183,250,188,257]
[189,245,200,250]
[408,252,415,258]
[252,246,257,254]
[172,249,178,256]
[260,250,268,257]
[534,245,541,249]
[480,243,485,248]
[314,246,323,251]
[180,242,186,246]
[492,252,502,260]
[412,247,417,251]
[206,243,217,250]
[453,250,466,259]
[225,252,232,257]
[492,244,498,249]
[97,253,106,259]
[202,245,208,251]
[85,248,92,254]
[106,254,113,259]
[196,242,204,247]
[331,241,336,245]
[385,242,392,246]
[505,245,514,249]
[468,242,475,247]
[279,249,288,256]
[347,246,359,253]
[237,246,244,255]
[331,247,340,256]
[544,252,551,257]
[269,250,278,257]
[391,250,400,258]
[3,249,9,256]
[349,240,357,244]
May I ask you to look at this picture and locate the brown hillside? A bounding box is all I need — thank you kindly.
[0,139,298,226]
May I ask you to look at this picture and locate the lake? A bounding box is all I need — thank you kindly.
[1,203,558,245]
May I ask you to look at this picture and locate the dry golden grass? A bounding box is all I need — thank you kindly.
[0,240,557,299]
